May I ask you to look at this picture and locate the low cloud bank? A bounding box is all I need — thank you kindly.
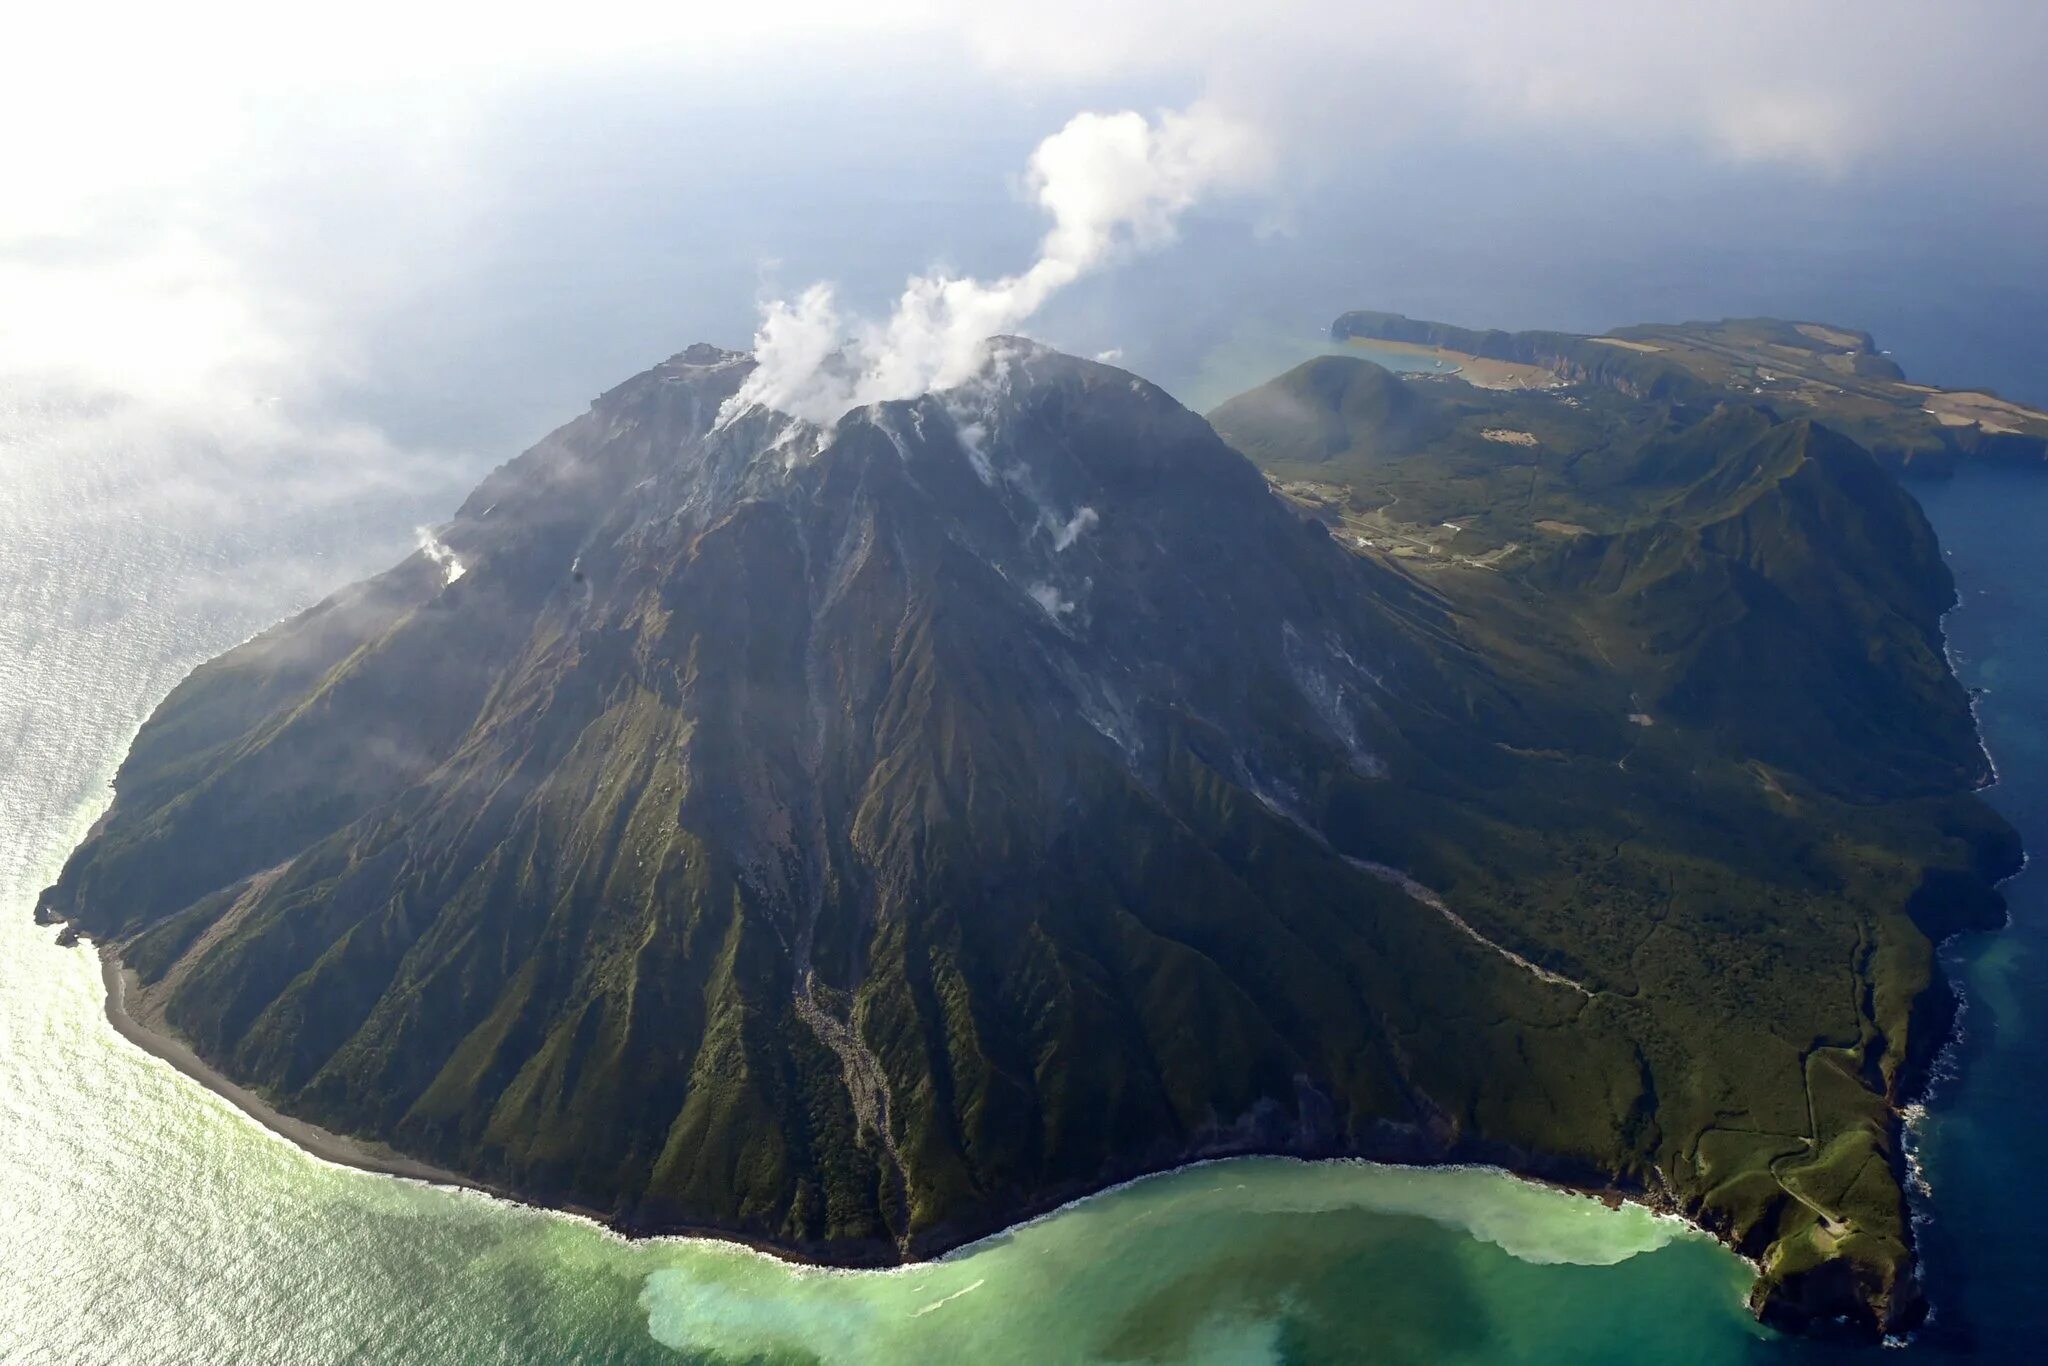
[726,105,1267,425]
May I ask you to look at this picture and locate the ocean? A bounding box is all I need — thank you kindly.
[1,385,2042,1363]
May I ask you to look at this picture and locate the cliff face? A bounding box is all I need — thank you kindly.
[45,340,2013,1337]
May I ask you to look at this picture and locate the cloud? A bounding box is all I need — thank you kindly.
[6,0,2043,533]
[726,105,1268,423]
[0,237,295,411]
[0,213,477,578]
[0,192,480,642]
[957,2,2048,175]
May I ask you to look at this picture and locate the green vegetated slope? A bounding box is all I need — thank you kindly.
[1211,352,2018,1333]
[40,339,2014,1341]
[1332,308,2048,473]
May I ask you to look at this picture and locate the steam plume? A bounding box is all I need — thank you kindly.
[726,105,1266,425]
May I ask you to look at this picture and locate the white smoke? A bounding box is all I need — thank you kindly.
[725,104,1267,425]
[1027,583,1076,618]
[1051,506,1099,551]
[416,527,465,584]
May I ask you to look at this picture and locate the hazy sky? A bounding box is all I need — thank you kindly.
[6,0,2047,516]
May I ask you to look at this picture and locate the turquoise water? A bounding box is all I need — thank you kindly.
[0,413,2039,1361]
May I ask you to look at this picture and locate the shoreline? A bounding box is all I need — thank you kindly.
[95,944,479,1191]
[85,935,1718,1280]
[1890,568,2033,1340]
[89,939,841,1266]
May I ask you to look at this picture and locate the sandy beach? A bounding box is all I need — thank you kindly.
[88,937,1703,1279]
[88,939,914,1266]
[95,943,479,1190]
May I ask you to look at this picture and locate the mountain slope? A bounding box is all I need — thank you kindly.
[1214,357,1985,797]
[44,341,2015,1338]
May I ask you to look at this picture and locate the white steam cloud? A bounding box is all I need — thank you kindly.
[1051,506,1099,551]
[726,105,1267,425]
[416,527,466,584]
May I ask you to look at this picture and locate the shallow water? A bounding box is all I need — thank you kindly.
[0,395,2040,1362]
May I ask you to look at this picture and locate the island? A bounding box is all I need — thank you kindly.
[40,332,2019,1341]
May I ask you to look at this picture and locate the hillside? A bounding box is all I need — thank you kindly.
[1212,357,1985,797]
